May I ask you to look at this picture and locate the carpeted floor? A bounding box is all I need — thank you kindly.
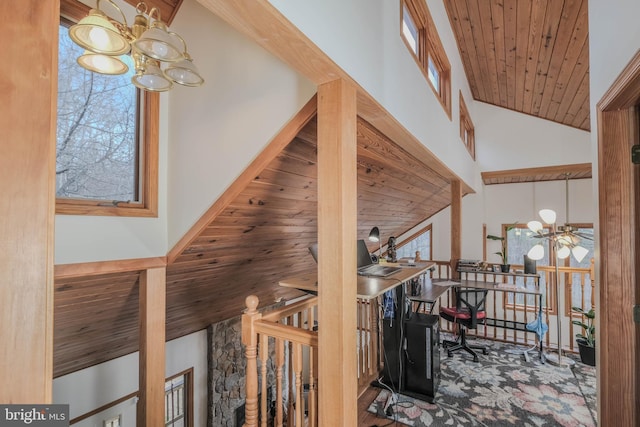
[368,336,596,427]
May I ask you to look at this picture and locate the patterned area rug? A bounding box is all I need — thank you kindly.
[368,337,596,427]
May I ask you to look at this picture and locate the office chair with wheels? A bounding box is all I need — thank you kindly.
[439,287,488,362]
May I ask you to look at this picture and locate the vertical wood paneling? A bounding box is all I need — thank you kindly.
[317,79,358,426]
[0,0,57,403]
[445,0,590,130]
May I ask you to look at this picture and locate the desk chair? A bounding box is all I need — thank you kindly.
[439,287,488,362]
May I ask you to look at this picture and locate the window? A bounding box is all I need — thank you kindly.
[459,92,475,159]
[165,369,193,427]
[396,224,432,260]
[504,223,594,314]
[401,0,452,118]
[57,0,158,217]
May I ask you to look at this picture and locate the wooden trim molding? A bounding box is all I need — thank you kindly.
[55,257,167,279]
[595,48,640,426]
[167,94,318,264]
[481,163,592,185]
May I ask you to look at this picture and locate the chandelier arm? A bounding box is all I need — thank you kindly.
[147,6,163,24]
[100,0,130,34]
[168,31,188,54]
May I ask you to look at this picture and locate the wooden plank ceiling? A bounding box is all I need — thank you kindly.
[444,0,590,130]
[53,115,462,377]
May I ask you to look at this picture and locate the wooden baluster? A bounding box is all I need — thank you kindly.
[307,345,317,427]
[259,334,268,427]
[293,342,304,426]
[287,337,294,427]
[275,338,284,427]
[242,296,261,427]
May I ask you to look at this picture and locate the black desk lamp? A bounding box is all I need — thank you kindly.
[368,226,382,262]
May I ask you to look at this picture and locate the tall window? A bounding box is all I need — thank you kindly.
[459,92,475,159]
[401,0,452,118]
[57,0,158,217]
[396,224,432,260]
[165,370,193,427]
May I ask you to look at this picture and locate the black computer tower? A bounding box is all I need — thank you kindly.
[402,312,440,402]
[381,317,402,387]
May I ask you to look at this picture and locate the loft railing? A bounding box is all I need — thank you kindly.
[436,259,594,353]
[242,295,318,427]
[241,259,593,425]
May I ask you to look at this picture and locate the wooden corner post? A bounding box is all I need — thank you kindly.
[138,267,167,426]
[317,79,358,426]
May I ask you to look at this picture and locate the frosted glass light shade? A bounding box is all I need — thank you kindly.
[557,246,571,259]
[539,209,557,224]
[572,245,589,263]
[69,9,130,56]
[77,51,128,75]
[164,58,204,86]
[132,23,183,62]
[131,62,172,92]
[527,220,543,233]
[527,244,545,261]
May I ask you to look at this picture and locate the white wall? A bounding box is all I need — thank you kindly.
[267,0,480,188]
[166,0,316,248]
[54,0,315,263]
[474,102,591,171]
[53,330,208,426]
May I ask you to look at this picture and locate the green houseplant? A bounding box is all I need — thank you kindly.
[486,223,517,273]
[571,306,595,366]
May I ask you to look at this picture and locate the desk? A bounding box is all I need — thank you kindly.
[278,261,436,299]
[407,278,455,313]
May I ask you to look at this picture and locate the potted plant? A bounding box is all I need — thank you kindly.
[486,223,517,273]
[571,306,595,366]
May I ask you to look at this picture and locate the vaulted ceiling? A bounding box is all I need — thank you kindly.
[53,0,592,377]
[444,0,590,131]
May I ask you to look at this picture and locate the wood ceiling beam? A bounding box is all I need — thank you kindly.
[481,163,592,185]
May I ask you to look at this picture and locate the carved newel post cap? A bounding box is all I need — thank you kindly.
[245,295,259,313]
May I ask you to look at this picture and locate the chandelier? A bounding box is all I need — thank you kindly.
[68,0,204,92]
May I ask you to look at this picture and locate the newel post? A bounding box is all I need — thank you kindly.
[242,295,261,427]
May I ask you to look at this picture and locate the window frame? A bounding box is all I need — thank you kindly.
[165,368,194,427]
[395,224,433,260]
[459,91,475,159]
[57,0,159,217]
[400,0,452,119]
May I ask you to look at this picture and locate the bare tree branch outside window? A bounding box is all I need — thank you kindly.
[56,24,138,202]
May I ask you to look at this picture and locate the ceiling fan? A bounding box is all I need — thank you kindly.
[527,173,591,263]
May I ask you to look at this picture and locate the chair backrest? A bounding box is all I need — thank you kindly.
[455,287,488,329]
